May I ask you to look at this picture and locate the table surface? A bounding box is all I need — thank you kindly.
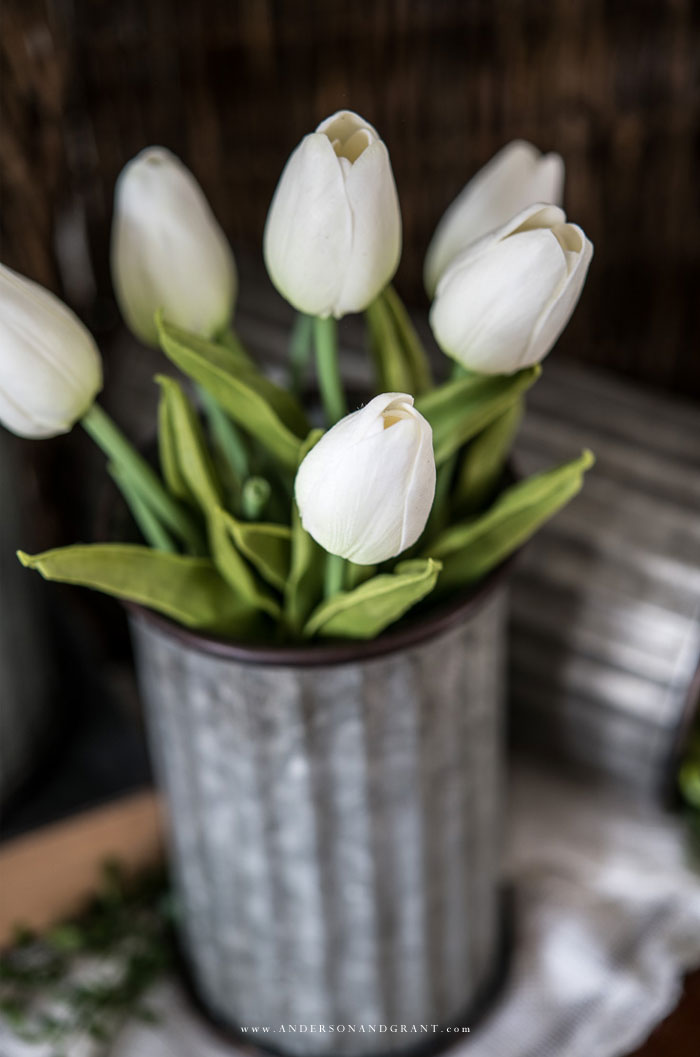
[1,791,698,1054]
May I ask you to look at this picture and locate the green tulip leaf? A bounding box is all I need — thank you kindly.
[157,376,281,618]
[208,508,282,619]
[216,512,291,592]
[303,558,442,639]
[425,450,594,594]
[366,294,416,394]
[381,285,433,395]
[156,376,222,511]
[17,545,262,637]
[345,560,378,591]
[169,317,307,435]
[157,315,306,469]
[365,287,433,397]
[416,366,539,465]
[158,386,192,503]
[284,429,326,633]
[454,399,523,514]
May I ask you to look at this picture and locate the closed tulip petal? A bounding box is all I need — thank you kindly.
[264,110,402,318]
[295,393,436,564]
[526,224,594,364]
[431,229,568,374]
[264,133,352,318]
[425,140,565,295]
[335,141,402,317]
[0,265,102,438]
[429,204,593,375]
[111,148,237,346]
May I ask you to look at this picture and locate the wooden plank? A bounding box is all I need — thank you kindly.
[0,790,164,947]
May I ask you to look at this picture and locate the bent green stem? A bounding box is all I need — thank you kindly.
[313,316,347,426]
[81,402,205,555]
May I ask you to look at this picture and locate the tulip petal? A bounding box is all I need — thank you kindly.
[425,140,565,294]
[526,224,594,365]
[294,394,435,565]
[263,133,352,318]
[430,228,568,374]
[335,141,402,316]
[111,147,237,346]
[0,265,102,437]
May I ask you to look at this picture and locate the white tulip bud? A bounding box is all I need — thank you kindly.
[424,140,564,295]
[295,393,435,565]
[0,264,102,438]
[111,147,237,346]
[263,110,402,319]
[429,204,593,375]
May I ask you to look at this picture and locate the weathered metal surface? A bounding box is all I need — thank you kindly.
[511,361,700,798]
[129,587,508,1055]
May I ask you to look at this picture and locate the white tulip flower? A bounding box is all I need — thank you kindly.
[424,140,564,295]
[0,264,102,438]
[263,110,402,319]
[429,204,593,375]
[111,147,237,346]
[295,393,435,565]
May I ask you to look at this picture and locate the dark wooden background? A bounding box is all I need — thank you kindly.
[2,0,699,396]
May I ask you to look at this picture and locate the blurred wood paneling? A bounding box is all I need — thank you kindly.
[1,0,699,395]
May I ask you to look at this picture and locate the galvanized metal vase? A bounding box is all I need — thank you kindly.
[128,574,509,1056]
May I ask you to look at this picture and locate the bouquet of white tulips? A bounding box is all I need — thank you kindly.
[4,114,594,642]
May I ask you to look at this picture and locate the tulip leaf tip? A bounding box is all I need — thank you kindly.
[16,549,32,568]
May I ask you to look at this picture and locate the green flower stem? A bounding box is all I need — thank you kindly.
[81,402,204,555]
[242,476,271,520]
[107,463,176,553]
[324,551,346,599]
[198,384,249,481]
[289,312,314,396]
[313,316,347,426]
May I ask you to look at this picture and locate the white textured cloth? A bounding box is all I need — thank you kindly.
[3,761,700,1057]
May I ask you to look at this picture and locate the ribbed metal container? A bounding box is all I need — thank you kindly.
[128,580,508,1056]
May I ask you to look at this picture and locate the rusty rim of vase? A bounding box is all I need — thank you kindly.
[124,549,516,668]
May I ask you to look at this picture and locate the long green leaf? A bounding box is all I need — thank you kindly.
[176,319,306,435]
[284,429,325,634]
[157,377,280,619]
[382,285,433,394]
[156,376,222,511]
[365,287,434,397]
[303,558,442,639]
[454,400,523,514]
[17,546,262,637]
[158,387,192,503]
[157,316,306,469]
[365,295,415,393]
[425,450,594,594]
[416,366,539,465]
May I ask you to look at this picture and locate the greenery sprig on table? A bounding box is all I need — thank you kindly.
[1,117,595,643]
[0,864,172,1057]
